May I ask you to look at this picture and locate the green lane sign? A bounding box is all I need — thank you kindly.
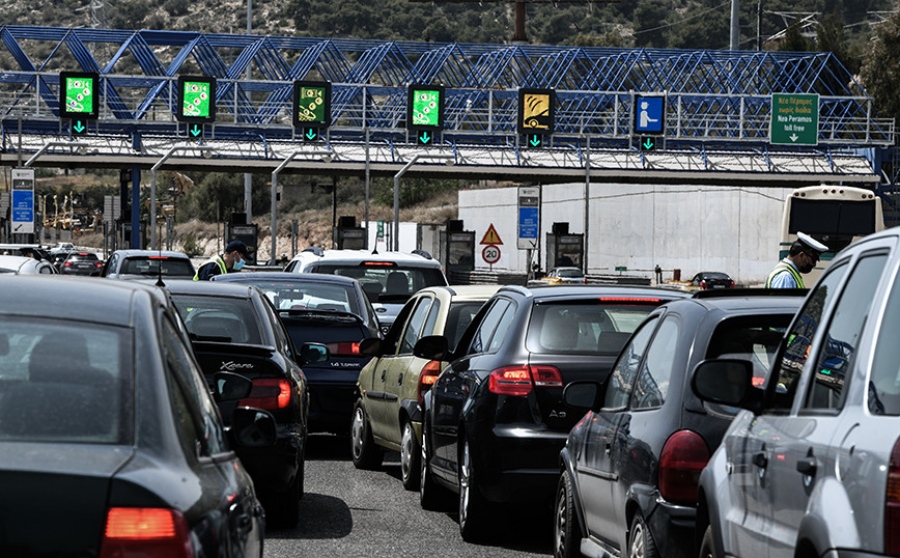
[177,76,216,123]
[59,72,99,119]
[293,81,331,129]
[407,84,444,130]
[770,93,819,146]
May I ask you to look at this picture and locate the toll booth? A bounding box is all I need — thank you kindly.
[334,216,366,250]
[227,214,258,265]
[545,222,584,271]
[442,220,475,285]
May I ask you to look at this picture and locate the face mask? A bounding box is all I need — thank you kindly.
[233,259,245,271]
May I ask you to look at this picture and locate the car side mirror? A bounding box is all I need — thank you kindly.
[230,407,277,448]
[691,359,758,409]
[213,371,253,402]
[358,337,383,356]
[563,381,601,411]
[300,342,329,365]
[413,335,449,361]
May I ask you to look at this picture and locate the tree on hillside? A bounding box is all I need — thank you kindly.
[860,8,900,144]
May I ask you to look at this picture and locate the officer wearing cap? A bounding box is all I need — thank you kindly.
[193,240,250,281]
[765,232,829,289]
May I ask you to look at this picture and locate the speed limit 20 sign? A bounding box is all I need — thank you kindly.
[482,245,501,265]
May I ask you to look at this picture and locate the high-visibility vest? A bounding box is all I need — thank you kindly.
[193,255,227,281]
[765,260,804,289]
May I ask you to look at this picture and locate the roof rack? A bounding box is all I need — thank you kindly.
[692,288,807,299]
[411,249,433,260]
[302,246,325,257]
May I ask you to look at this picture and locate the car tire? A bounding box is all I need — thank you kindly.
[553,471,582,558]
[628,513,658,558]
[400,420,421,491]
[458,437,490,542]
[420,419,449,511]
[698,525,720,558]
[350,399,383,470]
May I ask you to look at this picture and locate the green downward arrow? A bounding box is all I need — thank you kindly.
[190,124,202,137]
[642,138,654,150]
[529,135,542,147]
[73,120,86,134]
[419,131,431,144]
[305,128,318,140]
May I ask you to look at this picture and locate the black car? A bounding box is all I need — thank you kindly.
[690,271,735,290]
[554,289,805,558]
[214,272,381,435]
[59,250,103,276]
[161,279,328,528]
[418,284,689,542]
[0,275,273,557]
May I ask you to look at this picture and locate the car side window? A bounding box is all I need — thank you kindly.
[422,297,442,337]
[399,297,432,355]
[804,252,888,412]
[870,256,900,416]
[768,262,849,413]
[631,316,679,410]
[161,317,227,457]
[603,315,659,410]
[469,299,512,355]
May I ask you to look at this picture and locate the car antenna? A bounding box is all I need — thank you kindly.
[155,247,166,287]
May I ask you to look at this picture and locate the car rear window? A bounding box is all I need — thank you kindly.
[122,256,194,277]
[170,295,263,345]
[706,315,792,386]
[0,321,128,444]
[316,264,447,301]
[248,280,362,316]
[526,300,663,355]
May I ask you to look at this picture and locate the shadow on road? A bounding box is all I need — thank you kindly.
[266,492,353,539]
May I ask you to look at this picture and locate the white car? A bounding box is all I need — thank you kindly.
[0,255,58,275]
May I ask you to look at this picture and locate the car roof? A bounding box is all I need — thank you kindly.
[292,247,442,267]
[112,249,191,259]
[0,275,167,326]
[418,284,502,301]
[501,284,691,301]
[668,290,805,313]
[0,255,38,271]
[213,271,361,287]
[149,279,258,298]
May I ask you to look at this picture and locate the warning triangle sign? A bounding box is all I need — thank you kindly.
[480,224,503,245]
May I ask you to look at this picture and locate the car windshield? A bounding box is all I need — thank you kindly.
[527,301,662,355]
[170,294,263,345]
[557,268,583,278]
[122,256,194,277]
[317,264,446,302]
[0,320,129,444]
[238,280,362,315]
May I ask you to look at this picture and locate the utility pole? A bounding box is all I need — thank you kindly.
[243,0,253,225]
[730,0,740,50]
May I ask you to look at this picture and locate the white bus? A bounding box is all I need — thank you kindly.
[780,185,885,283]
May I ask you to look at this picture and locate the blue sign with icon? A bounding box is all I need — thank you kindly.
[518,207,539,241]
[634,95,665,134]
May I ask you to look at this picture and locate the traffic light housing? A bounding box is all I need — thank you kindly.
[407,84,444,145]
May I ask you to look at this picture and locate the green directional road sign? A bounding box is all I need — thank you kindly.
[293,81,331,129]
[188,123,204,139]
[526,134,544,148]
[303,127,320,142]
[59,72,99,120]
[177,76,216,123]
[71,118,88,136]
[770,93,819,146]
[407,84,444,132]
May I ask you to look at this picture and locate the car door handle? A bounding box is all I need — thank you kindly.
[605,443,612,455]
[752,451,768,469]
[796,457,817,476]
[381,370,386,382]
[398,373,403,385]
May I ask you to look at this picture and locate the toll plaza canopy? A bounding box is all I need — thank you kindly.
[0,25,893,183]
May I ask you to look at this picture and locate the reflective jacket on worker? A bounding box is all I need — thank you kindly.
[765,258,804,289]
[193,255,228,281]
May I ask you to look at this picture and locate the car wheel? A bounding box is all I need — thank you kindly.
[698,525,719,558]
[458,437,490,542]
[553,472,581,558]
[350,399,383,470]
[628,513,658,558]
[400,420,421,491]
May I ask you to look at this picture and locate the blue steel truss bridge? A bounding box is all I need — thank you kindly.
[0,25,895,185]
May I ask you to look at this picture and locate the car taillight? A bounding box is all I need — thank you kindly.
[700,280,708,289]
[658,430,710,505]
[326,341,360,356]
[240,378,292,410]
[417,360,442,405]
[885,437,900,554]
[100,507,193,558]
[95,262,104,268]
[488,365,563,396]
[63,261,72,267]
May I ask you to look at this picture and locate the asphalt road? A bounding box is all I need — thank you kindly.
[264,433,554,558]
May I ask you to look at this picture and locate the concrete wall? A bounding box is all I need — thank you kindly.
[458,183,794,285]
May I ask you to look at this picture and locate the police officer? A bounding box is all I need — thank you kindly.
[765,232,829,289]
[193,240,249,281]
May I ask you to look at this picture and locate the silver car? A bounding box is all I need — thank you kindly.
[693,227,900,558]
